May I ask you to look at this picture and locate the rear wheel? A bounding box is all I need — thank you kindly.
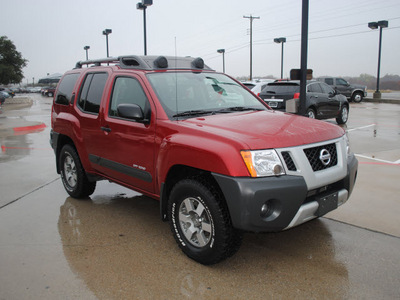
[168,178,242,265]
[59,144,96,198]
[336,105,348,124]
[351,91,363,103]
[307,108,316,119]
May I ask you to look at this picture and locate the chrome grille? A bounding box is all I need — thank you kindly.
[303,143,337,171]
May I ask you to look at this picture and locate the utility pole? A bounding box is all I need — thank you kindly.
[243,15,260,81]
[299,0,309,116]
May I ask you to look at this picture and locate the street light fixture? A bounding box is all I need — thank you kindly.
[137,0,153,56]
[84,46,90,61]
[368,20,389,99]
[217,49,225,73]
[274,37,286,79]
[102,29,112,57]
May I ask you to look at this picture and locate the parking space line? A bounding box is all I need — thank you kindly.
[355,154,399,165]
[347,124,376,132]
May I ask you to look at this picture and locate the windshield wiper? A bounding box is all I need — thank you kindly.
[214,106,264,113]
[172,110,212,118]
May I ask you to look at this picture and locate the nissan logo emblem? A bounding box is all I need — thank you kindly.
[319,149,331,166]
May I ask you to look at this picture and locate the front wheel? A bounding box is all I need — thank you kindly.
[168,178,242,265]
[336,105,349,124]
[59,144,96,198]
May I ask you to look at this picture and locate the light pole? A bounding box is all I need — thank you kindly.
[102,29,112,57]
[84,46,90,60]
[368,20,389,99]
[243,15,260,81]
[274,37,286,79]
[217,49,225,73]
[137,0,153,56]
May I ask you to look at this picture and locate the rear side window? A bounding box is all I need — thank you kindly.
[320,82,335,94]
[55,73,80,105]
[325,78,333,85]
[78,73,108,114]
[307,83,323,93]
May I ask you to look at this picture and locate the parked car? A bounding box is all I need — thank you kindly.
[51,55,357,265]
[0,91,11,99]
[0,91,6,105]
[42,87,56,97]
[259,80,349,124]
[28,87,42,93]
[317,77,367,103]
[0,88,15,98]
[242,79,275,96]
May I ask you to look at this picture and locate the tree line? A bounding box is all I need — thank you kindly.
[345,74,400,91]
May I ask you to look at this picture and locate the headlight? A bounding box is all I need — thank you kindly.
[241,149,285,177]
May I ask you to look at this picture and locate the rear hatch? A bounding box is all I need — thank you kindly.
[259,82,299,110]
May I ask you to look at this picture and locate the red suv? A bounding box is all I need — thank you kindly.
[51,55,358,264]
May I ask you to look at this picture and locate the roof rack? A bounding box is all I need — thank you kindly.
[74,55,214,71]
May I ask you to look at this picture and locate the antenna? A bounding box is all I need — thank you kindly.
[174,36,178,117]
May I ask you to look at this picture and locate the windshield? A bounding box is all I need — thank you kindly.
[147,72,266,118]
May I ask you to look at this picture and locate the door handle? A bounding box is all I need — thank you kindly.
[101,126,111,132]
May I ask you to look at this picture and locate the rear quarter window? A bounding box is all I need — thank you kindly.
[55,73,80,105]
[77,73,108,114]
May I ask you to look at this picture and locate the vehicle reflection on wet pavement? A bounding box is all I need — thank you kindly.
[54,182,399,299]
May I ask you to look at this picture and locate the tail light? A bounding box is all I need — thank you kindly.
[294,92,300,99]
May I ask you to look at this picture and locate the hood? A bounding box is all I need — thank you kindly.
[183,110,344,150]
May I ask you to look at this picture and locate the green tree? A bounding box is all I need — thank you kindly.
[0,36,28,85]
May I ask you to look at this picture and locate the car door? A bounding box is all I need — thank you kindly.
[75,72,110,170]
[335,78,351,97]
[307,82,328,117]
[320,82,340,117]
[94,74,156,193]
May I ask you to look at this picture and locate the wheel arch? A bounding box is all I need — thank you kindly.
[55,134,75,174]
[160,165,223,221]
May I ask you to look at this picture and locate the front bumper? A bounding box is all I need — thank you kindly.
[213,154,358,232]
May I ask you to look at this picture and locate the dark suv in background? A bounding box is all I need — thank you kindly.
[259,80,349,124]
[317,77,367,103]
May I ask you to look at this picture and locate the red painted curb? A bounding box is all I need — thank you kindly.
[13,123,46,132]
[12,123,47,135]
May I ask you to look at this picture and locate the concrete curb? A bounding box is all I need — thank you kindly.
[363,98,400,104]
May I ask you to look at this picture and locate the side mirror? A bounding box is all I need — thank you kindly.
[117,104,147,122]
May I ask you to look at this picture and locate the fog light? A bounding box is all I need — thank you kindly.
[260,199,281,221]
[261,202,274,218]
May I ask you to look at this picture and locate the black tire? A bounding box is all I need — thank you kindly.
[168,178,242,265]
[306,108,316,119]
[336,105,349,124]
[59,144,96,198]
[351,91,363,103]
[48,92,53,97]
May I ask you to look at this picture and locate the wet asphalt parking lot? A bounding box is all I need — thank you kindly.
[0,94,399,299]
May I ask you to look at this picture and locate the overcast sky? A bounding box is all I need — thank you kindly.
[1,0,400,84]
